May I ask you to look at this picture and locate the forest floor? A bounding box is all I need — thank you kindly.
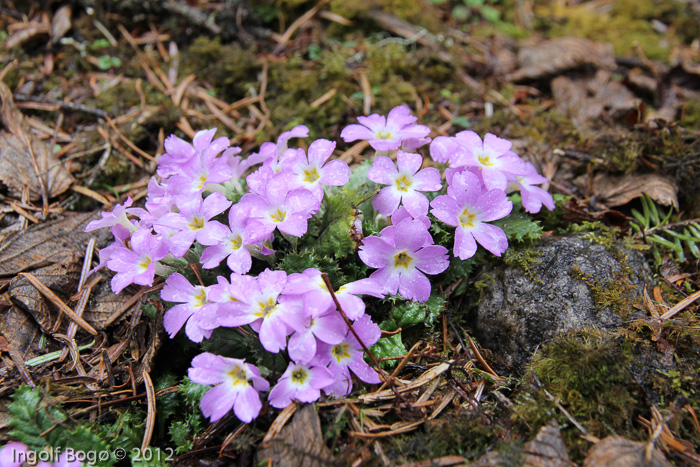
[1,0,700,465]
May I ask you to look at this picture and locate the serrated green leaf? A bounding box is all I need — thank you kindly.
[370,334,406,367]
[491,212,543,242]
[391,295,445,328]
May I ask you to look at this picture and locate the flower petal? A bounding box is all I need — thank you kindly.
[471,222,508,256]
[367,156,398,185]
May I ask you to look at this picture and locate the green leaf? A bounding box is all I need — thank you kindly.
[391,295,445,328]
[491,211,543,242]
[370,334,406,367]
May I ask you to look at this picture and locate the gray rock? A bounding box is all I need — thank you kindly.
[471,235,653,370]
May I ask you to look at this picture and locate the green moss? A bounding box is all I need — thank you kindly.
[387,414,496,461]
[502,247,543,282]
[513,330,643,461]
[569,260,635,318]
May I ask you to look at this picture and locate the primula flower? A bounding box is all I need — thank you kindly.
[431,170,512,259]
[240,173,318,238]
[367,150,441,218]
[511,162,555,214]
[268,362,334,408]
[280,139,351,202]
[0,442,29,467]
[215,269,297,353]
[283,268,385,319]
[85,197,138,233]
[154,192,232,257]
[245,125,310,193]
[358,217,449,302]
[341,105,430,151]
[199,203,268,274]
[447,132,527,191]
[313,314,382,396]
[106,228,169,293]
[283,307,347,364]
[165,145,235,196]
[188,353,269,423]
[157,128,230,178]
[162,273,219,343]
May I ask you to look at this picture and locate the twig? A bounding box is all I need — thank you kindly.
[141,370,156,451]
[60,238,96,362]
[13,93,110,118]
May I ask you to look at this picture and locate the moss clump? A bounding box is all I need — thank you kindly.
[512,330,642,461]
[387,413,496,461]
[570,259,636,318]
[502,247,543,282]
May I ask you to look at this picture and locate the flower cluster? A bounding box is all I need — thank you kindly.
[83,105,553,426]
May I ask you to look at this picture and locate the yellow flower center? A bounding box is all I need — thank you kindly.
[459,208,477,228]
[376,131,393,140]
[303,167,320,183]
[477,152,494,166]
[291,368,308,384]
[192,287,207,308]
[395,174,413,192]
[270,208,287,223]
[195,173,208,189]
[189,216,205,230]
[138,256,152,272]
[255,297,277,319]
[227,365,249,387]
[230,234,243,250]
[393,251,413,269]
[331,343,351,363]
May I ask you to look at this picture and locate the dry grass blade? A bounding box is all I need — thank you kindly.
[275,0,330,46]
[659,289,700,320]
[350,420,425,439]
[377,340,421,390]
[360,363,451,403]
[467,334,502,380]
[142,369,156,451]
[262,402,298,445]
[18,272,98,335]
[643,285,660,319]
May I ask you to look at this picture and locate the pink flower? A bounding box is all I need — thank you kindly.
[84,197,138,233]
[162,273,219,342]
[154,192,232,257]
[444,132,527,191]
[283,306,348,364]
[358,217,449,302]
[268,362,334,408]
[240,172,318,238]
[157,128,231,178]
[280,139,351,202]
[189,353,269,422]
[106,228,169,293]
[341,105,430,151]
[215,270,297,353]
[431,170,512,259]
[313,314,382,396]
[199,203,268,274]
[512,162,555,214]
[283,268,385,319]
[367,151,442,218]
[0,442,29,467]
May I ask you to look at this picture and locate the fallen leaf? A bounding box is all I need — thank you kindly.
[590,173,678,209]
[256,404,334,467]
[0,80,74,200]
[5,22,50,49]
[0,306,43,361]
[583,436,671,467]
[522,421,575,467]
[51,6,72,43]
[510,37,615,81]
[0,211,106,276]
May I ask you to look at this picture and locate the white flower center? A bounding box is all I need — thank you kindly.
[270,208,287,224]
[331,343,351,363]
[227,365,249,387]
[459,208,477,228]
[303,167,320,183]
[394,174,413,192]
[393,250,413,269]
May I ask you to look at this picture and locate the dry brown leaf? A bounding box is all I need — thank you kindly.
[51,5,72,43]
[590,173,678,209]
[522,421,575,467]
[82,278,128,330]
[0,80,74,200]
[9,263,80,333]
[583,436,671,467]
[0,306,43,361]
[552,70,639,125]
[510,37,615,81]
[256,404,334,467]
[6,22,50,49]
[0,211,105,276]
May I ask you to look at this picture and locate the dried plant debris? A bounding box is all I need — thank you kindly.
[587,173,679,209]
[0,211,104,275]
[583,436,671,467]
[257,404,334,467]
[0,306,43,362]
[0,80,73,201]
[509,37,616,82]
